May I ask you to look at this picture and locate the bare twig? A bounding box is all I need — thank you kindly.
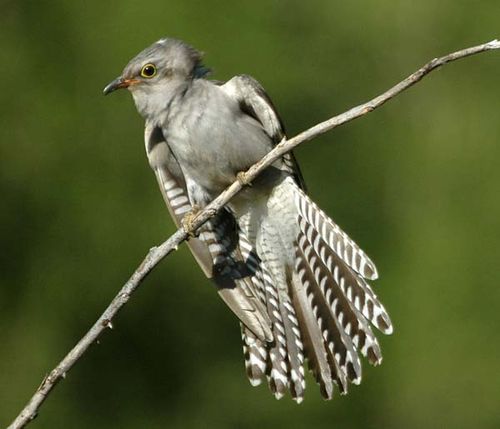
[7,39,499,429]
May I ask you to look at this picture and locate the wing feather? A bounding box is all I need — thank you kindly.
[145,123,272,341]
[221,75,306,190]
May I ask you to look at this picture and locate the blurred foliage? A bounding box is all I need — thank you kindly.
[1,1,500,428]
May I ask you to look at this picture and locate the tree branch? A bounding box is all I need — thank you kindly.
[7,39,499,429]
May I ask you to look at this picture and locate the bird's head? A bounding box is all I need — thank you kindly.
[103,38,209,100]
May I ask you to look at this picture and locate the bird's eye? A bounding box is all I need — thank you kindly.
[140,63,157,78]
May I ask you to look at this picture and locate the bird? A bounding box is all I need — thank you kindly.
[103,37,393,402]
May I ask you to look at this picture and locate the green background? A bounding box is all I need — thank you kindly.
[1,1,499,428]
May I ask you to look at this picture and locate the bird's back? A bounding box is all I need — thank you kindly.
[162,78,276,199]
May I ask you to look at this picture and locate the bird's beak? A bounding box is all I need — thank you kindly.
[103,77,139,95]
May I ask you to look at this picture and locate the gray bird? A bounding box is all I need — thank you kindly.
[104,38,393,402]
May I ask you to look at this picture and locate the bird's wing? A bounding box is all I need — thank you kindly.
[220,74,307,190]
[145,123,272,342]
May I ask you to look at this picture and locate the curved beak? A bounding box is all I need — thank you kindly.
[103,77,139,95]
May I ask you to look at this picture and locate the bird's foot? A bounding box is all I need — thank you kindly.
[236,171,252,186]
[181,205,202,238]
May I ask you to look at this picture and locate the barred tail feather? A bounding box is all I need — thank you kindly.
[297,215,393,336]
[279,293,306,402]
[260,244,305,402]
[291,268,334,399]
[241,325,267,386]
[296,243,361,389]
[238,228,289,397]
[233,178,392,400]
[262,266,289,399]
[291,180,393,336]
[289,177,392,396]
[298,219,384,364]
[293,181,379,280]
[237,225,289,394]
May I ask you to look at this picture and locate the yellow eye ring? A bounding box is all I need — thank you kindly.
[140,63,157,78]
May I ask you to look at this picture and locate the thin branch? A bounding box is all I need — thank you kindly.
[7,39,499,429]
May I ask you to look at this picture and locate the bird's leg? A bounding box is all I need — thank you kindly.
[181,204,202,238]
[236,171,252,186]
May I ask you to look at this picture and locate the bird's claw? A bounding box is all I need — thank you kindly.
[181,205,201,238]
[236,171,252,186]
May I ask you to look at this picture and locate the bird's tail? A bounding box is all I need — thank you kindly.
[239,177,393,402]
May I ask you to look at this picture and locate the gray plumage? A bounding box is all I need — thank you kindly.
[104,37,393,402]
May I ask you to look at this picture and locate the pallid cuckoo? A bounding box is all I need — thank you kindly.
[104,38,393,402]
